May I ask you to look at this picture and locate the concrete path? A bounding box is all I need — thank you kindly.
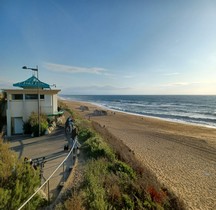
[9,126,74,202]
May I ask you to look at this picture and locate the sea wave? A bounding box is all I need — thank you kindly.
[60,95,216,128]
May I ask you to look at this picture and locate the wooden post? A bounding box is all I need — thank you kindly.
[48,180,50,203]
[63,162,65,182]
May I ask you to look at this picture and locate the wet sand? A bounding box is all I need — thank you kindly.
[62,100,216,210]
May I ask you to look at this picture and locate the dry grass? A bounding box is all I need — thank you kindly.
[64,192,85,210]
[92,121,158,185]
[92,121,185,210]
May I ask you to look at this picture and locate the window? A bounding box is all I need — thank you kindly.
[25,94,44,100]
[12,94,23,100]
[25,94,38,100]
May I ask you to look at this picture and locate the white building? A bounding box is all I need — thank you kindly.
[3,76,61,136]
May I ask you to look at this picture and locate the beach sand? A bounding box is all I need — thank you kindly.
[62,100,216,210]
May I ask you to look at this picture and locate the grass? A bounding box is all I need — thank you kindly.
[55,103,185,210]
[57,123,184,210]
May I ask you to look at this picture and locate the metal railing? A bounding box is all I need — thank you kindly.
[18,138,78,210]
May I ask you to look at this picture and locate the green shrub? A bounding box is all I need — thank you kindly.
[0,139,43,209]
[23,122,32,134]
[83,159,108,210]
[82,135,115,161]
[64,108,74,116]
[78,128,94,143]
[40,121,49,135]
[23,112,49,136]
[64,192,84,210]
[122,194,134,209]
[109,160,136,180]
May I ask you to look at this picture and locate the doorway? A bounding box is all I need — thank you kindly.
[14,117,23,134]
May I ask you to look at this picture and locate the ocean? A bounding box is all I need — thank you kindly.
[60,95,216,128]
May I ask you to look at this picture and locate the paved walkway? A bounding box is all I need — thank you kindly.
[9,126,74,202]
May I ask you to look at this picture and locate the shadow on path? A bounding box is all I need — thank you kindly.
[10,126,66,159]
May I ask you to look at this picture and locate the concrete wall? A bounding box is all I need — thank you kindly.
[23,100,38,120]
[53,94,58,113]
[9,95,56,118]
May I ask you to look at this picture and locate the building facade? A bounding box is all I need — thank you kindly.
[3,76,61,136]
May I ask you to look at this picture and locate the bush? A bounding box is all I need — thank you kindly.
[64,192,84,210]
[108,160,136,180]
[40,121,49,135]
[0,139,43,209]
[78,128,94,143]
[82,135,115,161]
[122,194,134,209]
[23,122,32,134]
[23,112,49,136]
[0,92,6,133]
[83,159,108,210]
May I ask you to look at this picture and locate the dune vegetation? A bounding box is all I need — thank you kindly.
[56,102,184,210]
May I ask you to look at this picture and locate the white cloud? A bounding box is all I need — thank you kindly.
[59,80,216,95]
[123,75,135,79]
[62,85,132,95]
[44,62,107,75]
[0,78,14,89]
[169,81,216,87]
[160,82,204,87]
[153,69,180,76]
[164,72,180,76]
[164,82,189,87]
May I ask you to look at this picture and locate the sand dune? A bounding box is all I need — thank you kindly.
[62,100,216,210]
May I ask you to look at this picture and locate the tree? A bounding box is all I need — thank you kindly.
[0,138,43,209]
[0,91,6,133]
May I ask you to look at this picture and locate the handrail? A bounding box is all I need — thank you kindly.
[18,138,77,210]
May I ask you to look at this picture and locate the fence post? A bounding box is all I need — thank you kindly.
[63,162,65,182]
[73,150,76,165]
[18,138,77,210]
[48,180,50,203]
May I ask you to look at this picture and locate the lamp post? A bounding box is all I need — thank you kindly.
[22,65,40,136]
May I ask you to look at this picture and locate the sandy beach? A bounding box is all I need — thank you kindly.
[62,100,216,210]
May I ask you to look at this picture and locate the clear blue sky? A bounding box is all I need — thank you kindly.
[1,0,216,95]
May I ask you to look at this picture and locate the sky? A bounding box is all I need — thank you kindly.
[0,0,216,95]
